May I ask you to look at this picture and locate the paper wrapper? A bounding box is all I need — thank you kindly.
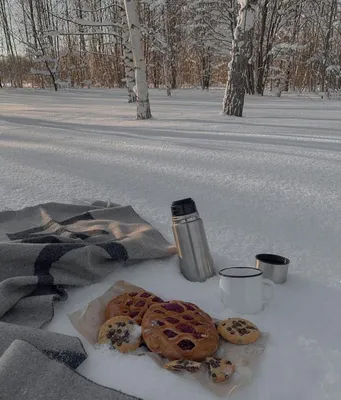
[68,280,269,397]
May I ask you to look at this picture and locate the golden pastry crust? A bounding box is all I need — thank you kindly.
[105,290,164,324]
[164,359,202,373]
[98,316,142,353]
[141,300,219,361]
[205,357,235,383]
[217,318,260,345]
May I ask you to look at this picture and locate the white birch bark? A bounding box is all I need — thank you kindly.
[223,0,258,117]
[123,0,152,120]
[163,3,172,97]
[121,4,136,103]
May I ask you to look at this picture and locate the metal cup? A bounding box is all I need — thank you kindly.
[255,254,290,284]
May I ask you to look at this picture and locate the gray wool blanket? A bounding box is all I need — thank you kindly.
[0,201,175,400]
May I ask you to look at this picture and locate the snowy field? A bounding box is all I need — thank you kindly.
[1,88,341,400]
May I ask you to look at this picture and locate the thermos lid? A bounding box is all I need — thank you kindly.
[171,198,198,217]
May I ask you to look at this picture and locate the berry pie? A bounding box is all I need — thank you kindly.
[105,290,164,324]
[141,300,219,361]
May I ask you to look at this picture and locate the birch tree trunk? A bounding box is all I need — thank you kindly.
[283,2,301,92]
[320,0,337,94]
[121,4,136,103]
[160,3,172,97]
[123,0,152,120]
[0,0,16,58]
[223,0,258,117]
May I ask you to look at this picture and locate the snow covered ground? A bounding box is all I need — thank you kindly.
[1,88,341,400]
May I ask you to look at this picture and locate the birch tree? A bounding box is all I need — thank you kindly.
[320,0,338,95]
[223,0,258,117]
[162,1,173,97]
[124,0,152,119]
[121,3,136,102]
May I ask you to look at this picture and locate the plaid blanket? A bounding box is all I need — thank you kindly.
[0,201,175,399]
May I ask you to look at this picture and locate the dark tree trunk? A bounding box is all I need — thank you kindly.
[170,57,177,90]
[223,0,258,117]
[201,52,211,90]
[246,63,255,94]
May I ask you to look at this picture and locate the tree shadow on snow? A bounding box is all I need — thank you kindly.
[1,114,341,155]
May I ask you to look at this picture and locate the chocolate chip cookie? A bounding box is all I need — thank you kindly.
[98,316,142,353]
[164,359,202,373]
[205,357,235,383]
[217,318,260,345]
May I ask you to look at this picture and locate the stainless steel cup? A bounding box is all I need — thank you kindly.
[255,254,290,284]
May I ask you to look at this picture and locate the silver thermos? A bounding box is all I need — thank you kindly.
[171,198,215,282]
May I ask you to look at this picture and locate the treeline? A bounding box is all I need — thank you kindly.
[1,0,340,95]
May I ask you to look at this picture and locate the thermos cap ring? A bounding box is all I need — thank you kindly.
[171,198,198,217]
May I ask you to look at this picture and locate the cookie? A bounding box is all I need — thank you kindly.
[164,359,202,373]
[205,357,235,383]
[217,318,260,345]
[98,316,142,353]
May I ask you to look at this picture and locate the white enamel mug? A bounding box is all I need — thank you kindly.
[219,267,275,314]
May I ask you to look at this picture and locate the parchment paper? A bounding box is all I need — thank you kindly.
[68,280,269,397]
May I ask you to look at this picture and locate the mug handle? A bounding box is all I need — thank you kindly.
[262,279,276,303]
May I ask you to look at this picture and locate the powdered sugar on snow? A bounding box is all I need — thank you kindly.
[129,324,142,343]
[1,88,341,400]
